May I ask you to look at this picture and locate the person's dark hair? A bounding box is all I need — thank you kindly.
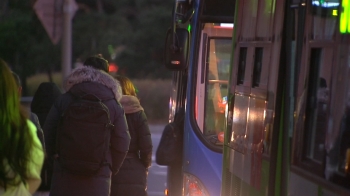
[115,75,137,96]
[0,59,35,187]
[83,55,109,73]
[31,82,62,126]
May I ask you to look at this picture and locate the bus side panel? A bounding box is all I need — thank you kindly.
[227,157,270,196]
[225,95,270,196]
[288,172,338,196]
[222,0,286,195]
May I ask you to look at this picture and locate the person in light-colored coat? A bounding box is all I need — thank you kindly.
[43,56,130,196]
[0,59,44,196]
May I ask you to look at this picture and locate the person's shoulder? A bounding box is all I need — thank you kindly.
[54,91,74,104]
[134,109,148,121]
[123,108,142,118]
[136,109,146,115]
[26,119,37,135]
[50,92,67,103]
[108,98,124,111]
[29,112,39,121]
[29,112,41,127]
[54,92,74,107]
[163,122,175,131]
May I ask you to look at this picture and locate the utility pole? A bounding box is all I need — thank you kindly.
[61,0,77,89]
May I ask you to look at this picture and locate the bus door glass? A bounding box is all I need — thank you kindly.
[195,23,233,146]
[169,71,187,121]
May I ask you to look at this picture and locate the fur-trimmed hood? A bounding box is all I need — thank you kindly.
[119,95,143,114]
[64,66,122,101]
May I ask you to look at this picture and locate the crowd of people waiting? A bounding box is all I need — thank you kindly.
[0,55,152,196]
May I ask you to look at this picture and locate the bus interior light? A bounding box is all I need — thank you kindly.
[220,23,234,28]
[312,1,339,7]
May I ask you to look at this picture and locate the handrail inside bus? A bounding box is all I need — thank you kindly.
[208,80,228,84]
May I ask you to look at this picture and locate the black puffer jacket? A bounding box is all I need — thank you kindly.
[111,95,152,196]
[43,66,130,196]
[31,82,62,191]
[31,82,62,126]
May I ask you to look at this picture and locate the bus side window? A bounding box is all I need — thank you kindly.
[296,45,342,177]
[325,79,350,188]
[304,48,326,163]
[237,47,247,85]
[337,92,350,175]
[252,47,263,88]
[324,45,350,187]
[297,47,332,176]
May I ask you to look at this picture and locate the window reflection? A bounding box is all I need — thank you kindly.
[325,68,350,186]
[325,88,350,187]
[297,44,350,187]
[312,77,329,162]
[311,0,338,40]
[338,92,350,174]
[301,48,330,164]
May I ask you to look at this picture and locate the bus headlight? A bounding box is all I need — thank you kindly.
[183,173,209,196]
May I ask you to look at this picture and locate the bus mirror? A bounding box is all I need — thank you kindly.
[164,27,190,71]
[179,8,194,24]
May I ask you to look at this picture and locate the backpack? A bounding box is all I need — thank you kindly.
[56,93,114,175]
[156,122,183,166]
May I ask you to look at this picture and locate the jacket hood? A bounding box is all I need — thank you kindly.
[64,66,122,101]
[120,95,143,114]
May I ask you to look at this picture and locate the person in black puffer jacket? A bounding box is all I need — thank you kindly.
[111,75,153,196]
[31,82,62,193]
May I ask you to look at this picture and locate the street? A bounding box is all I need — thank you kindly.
[147,124,168,196]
